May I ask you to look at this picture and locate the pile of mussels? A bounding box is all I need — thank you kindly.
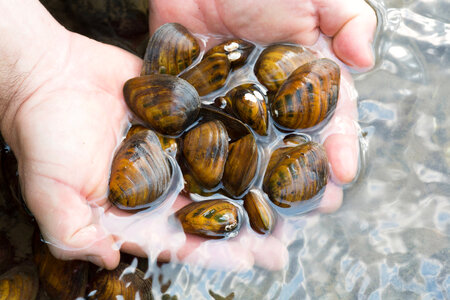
[109,23,340,239]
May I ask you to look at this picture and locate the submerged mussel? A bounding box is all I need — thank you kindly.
[127,125,178,156]
[254,44,316,94]
[244,189,276,235]
[109,130,172,211]
[271,58,340,130]
[263,141,329,208]
[174,199,241,239]
[141,23,200,76]
[124,74,201,136]
[0,264,39,300]
[204,39,255,69]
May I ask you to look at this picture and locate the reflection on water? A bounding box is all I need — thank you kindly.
[1,0,449,298]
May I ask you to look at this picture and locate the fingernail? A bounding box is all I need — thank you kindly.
[87,255,105,268]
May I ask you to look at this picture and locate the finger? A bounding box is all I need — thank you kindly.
[318,181,343,213]
[316,0,377,68]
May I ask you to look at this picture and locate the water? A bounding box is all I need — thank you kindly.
[1,0,449,298]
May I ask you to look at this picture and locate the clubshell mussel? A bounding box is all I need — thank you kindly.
[263,141,329,209]
[243,189,276,235]
[141,23,200,76]
[204,39,255,69]
[0,264,39,300]
[271,58,340,130]
[108,130,172,211]
[174,199,241,239]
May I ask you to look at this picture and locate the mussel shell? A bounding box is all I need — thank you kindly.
[141,23,200,76]
[204,39,255,69]
[87,262,152,299]
[108,130,172,210]
[174,199,241,239]
[243,189,276,235]
[224,83,269,136]
[271,58,340,130]
[199,106,251,141]
[124,74,201,136]
[182,120,229,189]
[263,141,329,208]
[254,44,316,94]
[0,264,39,300]
[180,53,231,96]
[222,134,259,197]
[127,125,178,156]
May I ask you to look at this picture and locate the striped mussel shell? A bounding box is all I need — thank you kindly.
[243,189,276,235]
[254,44,316,94]
[0,264,39,300]
[263,141,329,208]
[108,130,172,211]
[204,39,255,69]
[127,125,178,157]
[180,53,231,96]
[270,58,340,130]
[174,199,241,239]
[141,23,200,76]
[124,74,201,136]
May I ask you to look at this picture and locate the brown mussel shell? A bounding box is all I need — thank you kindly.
[243,189,276,235]
[141,23,200,76]
[180,53,231,96]
[271,58,340,130]
[254,44,316,94]
[0,264,39,300]
[204,39,255,69]
[127,125,178,157]
[174,199,241,239]
[222,134,259,197]
[33,233,89,300]
[199,106,251,141]
[87,262,152,299]
[124,74,201,136]
[222,83,269,136]
[182,120,229,189]
[109,130,172,211]
[263,141,329,208]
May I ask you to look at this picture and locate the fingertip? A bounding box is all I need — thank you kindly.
[324,133,359,184]
[318,182,343,214]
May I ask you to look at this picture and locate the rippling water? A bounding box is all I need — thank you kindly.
[1,0,449,299]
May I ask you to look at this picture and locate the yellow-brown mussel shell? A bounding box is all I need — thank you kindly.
[124,74,201,136]
[263,141,329,208]
[174,199,241,239]
[182,120,229,189]
[243,189,276,235]
[271,58,340,130]
[180,53,231,96]
[0,264,38,300]
[141,23,200,76]
[254,44,316,94]
[222,134,259,197]
[127,125,178,156]
[87,262,152,299]
[109,130,172,211]
[204,39,255,69]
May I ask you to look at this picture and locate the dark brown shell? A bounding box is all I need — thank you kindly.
[222,83,269,135]
[108,130,172,210]
[174,199,241,239]
[222,134,259,197]
[87,262,152,300]
[141,23,200,76]
[254,44,316,94]
[204,39,255,69]
[180,53,231,96]
[263,141,329,208]
[0,264,39,300]
[182,120,229,189]
[243,189,276,235]
[124,74,201,136]
[270,58,340,130]
[33,233,88,300]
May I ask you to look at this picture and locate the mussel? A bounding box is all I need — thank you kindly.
[204,39,255,69]
[263,141,329,208]
[141,23,200,76]
[180,53,231,96]
[124,74,201,136]
[87,262,152,299]
[270,58,340,130]
[254,44,316,94]
[0,264,39,300]
[243,189,276,235]
[108,130,172,211]
[182,120,229,189]
[216,83,269,135]
[174,199,241,239]
[127,125,178,156]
